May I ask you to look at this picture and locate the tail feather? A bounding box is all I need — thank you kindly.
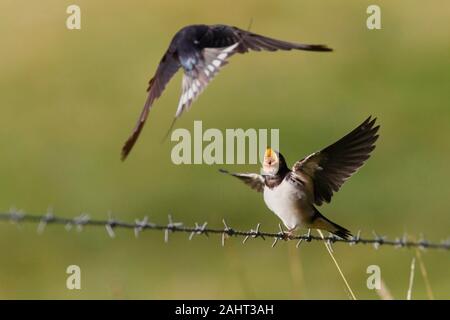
[295,44,333,52]
[312,207,352,240]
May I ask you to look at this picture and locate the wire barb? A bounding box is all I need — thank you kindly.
[73,213,90,232]
[221,219,234,246]
[165,214,183,243]
[372,230,385,250]
[9,208,24,225]
[134,216,150,238]
[105,212,116,238]
[37,210,54,235]
[189,222,208,240]
[243,223,264,244]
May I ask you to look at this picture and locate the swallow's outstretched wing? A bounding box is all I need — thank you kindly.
[173,25,332,119]
[292,116,380,206]
[199,25,333,53]
[121,50,181,160]
[219,169,265,192]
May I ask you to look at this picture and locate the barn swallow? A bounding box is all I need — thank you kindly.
[220,117,380,239]
[121,24,332,160]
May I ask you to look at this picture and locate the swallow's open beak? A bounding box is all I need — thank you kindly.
[262,148,279,176]
[264,148,274,164]
[264,148,278,166]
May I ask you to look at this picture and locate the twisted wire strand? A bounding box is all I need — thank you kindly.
[0,211,449,251]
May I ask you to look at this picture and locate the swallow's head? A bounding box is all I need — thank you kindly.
[263,148,286,175]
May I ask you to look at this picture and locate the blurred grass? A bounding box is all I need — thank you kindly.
[0,0,449,299]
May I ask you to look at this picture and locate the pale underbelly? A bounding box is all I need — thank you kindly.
[263,184,313,230]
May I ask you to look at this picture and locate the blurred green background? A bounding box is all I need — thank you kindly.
[0,0,449,299]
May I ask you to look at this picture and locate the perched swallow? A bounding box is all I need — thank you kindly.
[220,117,380,239]
[121,24,332,160]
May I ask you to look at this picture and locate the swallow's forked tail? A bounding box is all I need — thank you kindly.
[294,44,333,52]
[312,207,352,240]
[160,117,179,144]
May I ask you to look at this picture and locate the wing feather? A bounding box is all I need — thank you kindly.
[121,51,180,160]
[219,169,265,193]
[199,25,333,53]
[292,117,380,205]
[175,43,238,117]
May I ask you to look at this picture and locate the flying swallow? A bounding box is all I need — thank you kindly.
[121,24,332,160]
[220,117,380,239]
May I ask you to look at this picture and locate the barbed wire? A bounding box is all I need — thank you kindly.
[1,210,449,251]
